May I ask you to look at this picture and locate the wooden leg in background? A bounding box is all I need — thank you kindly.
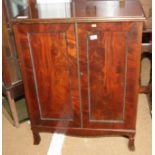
[128,135,135,151]
[32,131,41,145]
[6,91,19,128]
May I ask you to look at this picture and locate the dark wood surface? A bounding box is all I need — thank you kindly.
[13,21,143,149]
[13,0,144,151]
[78,22,143,129]
[14,23,81,127]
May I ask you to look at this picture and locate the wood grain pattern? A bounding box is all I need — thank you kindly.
[28,31,74,120]
[13,23,81,127]
[13,20,143,150]
[78,22,143,129]
[87,30,126,122]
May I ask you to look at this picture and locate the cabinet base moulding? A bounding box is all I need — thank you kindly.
[32,126,135,151]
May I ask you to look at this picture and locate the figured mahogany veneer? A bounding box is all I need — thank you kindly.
[13,0,145,151]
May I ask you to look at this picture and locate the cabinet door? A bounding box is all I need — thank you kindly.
[14,23,81,128]
[78,22,142,129]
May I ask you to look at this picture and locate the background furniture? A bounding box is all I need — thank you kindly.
[2,0,28,127]
[139,0,152,113]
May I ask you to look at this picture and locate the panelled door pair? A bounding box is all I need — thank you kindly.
[14,22,141,130]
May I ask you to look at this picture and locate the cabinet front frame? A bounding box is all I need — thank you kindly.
[13,21,143,130]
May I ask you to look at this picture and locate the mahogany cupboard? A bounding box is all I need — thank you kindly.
[13,0,145,151]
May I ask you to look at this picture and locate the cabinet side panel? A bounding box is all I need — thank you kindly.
[124,22,143,129]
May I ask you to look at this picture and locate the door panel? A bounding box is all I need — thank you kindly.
[78,22,142,129]
[14,23,81,127]
[87,31,126,122]
[29,32,74,120]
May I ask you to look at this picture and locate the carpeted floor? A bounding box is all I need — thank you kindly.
[2,94,152,155]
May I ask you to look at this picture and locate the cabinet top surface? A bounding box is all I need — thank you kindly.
[13,0,145,23]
